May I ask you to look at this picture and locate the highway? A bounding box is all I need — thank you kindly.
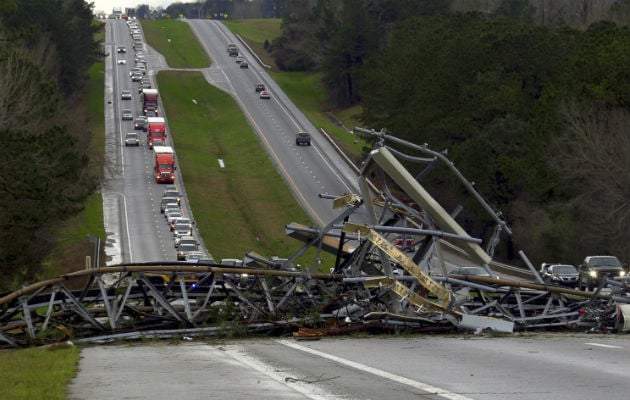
[102,19,369,265]
[70,334,630,400]
[67,19,630,400]
[103,20,202,263]
[186,19,364,228]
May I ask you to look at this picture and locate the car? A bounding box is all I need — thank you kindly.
[578,255,626,290]
[138,81,152,92]
[295,132,311,146]
[164,184,178,193]
[173,221,193,238]
[166,212,183,226]
[129,67,144,77]
[117,46,126,53]
[131,73,143,82]
[124,132,140,146]
[448,266,497,279]
[150,138,165,148]
[175,235,198,249]
[185,251,206,263]
[177,243,199,261]
[117,59,127,65]
[163,190,181,205]
[164,204,180,219]
[259,91,271,100]
[160,197,178,213]
[540,263,579,287]
[235,55,244,64]
[121,90,132,100]
[121,110,133,121]
[240,61,249,69]
[255,83,266,93]
[172,216,192,226]
[134,116,147,131]
[227,43,238,53]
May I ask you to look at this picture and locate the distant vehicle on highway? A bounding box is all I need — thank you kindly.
[117,59,126,65]
[255,83,265,92]
[177,243,199,261]
[240,61,249,69]
[134,116,147,131]
[117,46,126,53]
[259,91,271,100]
[124,132,140,146]
[160,197,178,213]
[295,132,311,146]
[121,110,133,121]
[121,90,132,100]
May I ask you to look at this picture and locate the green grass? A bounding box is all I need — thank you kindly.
[157,71,329,266]
[0,345,80,400]
[141,20,210,68]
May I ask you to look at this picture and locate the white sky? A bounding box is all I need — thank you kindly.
[91,1,173,15]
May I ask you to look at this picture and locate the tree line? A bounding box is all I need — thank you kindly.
[269,0,630,266]
[0,0,100,291]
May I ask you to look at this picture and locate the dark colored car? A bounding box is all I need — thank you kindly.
[578,256,626,290]
[134,116,147,131]
[295,132,311,146]
[255,83,265,92]
[540,263,579,287]
[240,61,249,69]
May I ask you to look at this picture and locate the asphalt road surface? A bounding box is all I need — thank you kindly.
[69,334,630,400]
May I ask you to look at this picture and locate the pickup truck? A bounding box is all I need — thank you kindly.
[578,255,626,290]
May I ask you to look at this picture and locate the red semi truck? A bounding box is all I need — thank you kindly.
[153,145,175,184]
[146,117,166,149]
[141,88,159,115]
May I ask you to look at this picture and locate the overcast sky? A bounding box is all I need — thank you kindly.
[91,1,172,14]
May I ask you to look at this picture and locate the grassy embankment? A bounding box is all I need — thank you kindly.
[0,344,80,400]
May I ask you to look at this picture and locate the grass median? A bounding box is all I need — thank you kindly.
[157,70,322,264]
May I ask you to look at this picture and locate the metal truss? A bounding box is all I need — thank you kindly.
[2,133,630,347]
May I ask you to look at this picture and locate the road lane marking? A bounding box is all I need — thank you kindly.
[225,345,336,400]
[584,342,622,349]
[279,339,476,400]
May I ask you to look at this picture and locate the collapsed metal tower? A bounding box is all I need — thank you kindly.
[2,132,630,348]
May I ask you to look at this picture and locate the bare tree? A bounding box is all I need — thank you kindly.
[553,101,630,260]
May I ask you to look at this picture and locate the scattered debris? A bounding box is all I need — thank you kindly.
[1,133,629,348]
